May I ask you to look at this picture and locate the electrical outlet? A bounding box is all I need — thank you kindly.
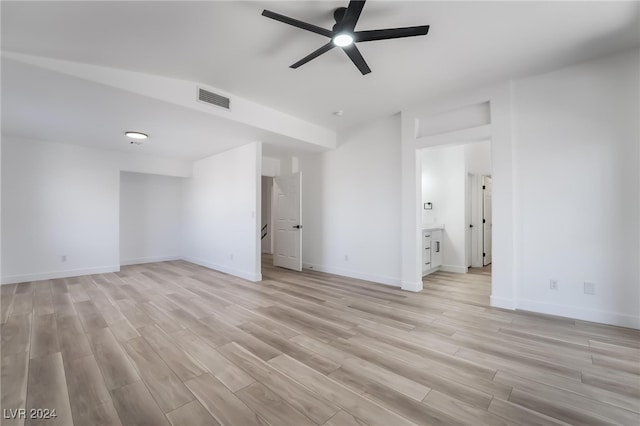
[584,282,595,295]
[344,254,349,261]
[61,255,67,262]
[549,280,558,290]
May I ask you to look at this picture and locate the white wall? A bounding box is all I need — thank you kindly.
[120,172,183,265]
[182,142,262,282]
[301,115,402,286]
[465,141,492,175]
[1,137,190,283]
[404,48,639,327]
[513,48,639,327]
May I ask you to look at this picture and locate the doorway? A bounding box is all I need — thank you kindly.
[420,140,492,278]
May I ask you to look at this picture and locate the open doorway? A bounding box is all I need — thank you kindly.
[260,150,304,276]
[420,140,492,281]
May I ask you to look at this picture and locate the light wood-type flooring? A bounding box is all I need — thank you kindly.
[1,258,639,425]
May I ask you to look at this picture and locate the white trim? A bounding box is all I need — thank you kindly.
[120,255,181,266]
[490,296,516,310]
[1,265,120,285]
[440,265,468,274]
[517,298,640,329]
[303,262,401,288]
[415,124,492,149]
[401,280,424,292]
[183,256,262,282]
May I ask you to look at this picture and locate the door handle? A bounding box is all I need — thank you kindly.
[436,241,440,252]
[293,225,302,229]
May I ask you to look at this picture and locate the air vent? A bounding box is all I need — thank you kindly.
[198,88,230,110]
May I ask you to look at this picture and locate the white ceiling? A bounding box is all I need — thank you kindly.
[2,58,323,160]
[2,1,639,156]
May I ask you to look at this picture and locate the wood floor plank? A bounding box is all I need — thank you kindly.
[236,382,316,426]
[1,351,30,426]
[166,400,220,426]
[52,293,76,318]
[74,300,108,332]
[488,398,571,426]
[25,352,73,426]
[2,313,32,356]
[137,325,206,382]
[64,355,122,426]
[268,353,417,426]
[138,302,183,334]
[199,315,281,361]
[1,293,14,324]
[10,294,33,316]
[88,327,140,391]
[422,390,511,426]
[33,287,54,316]
[3,260,638,426]
[124,337,195,413]
[171,329,255,392]
[218,342,339,424]
[56,315,93,361]
[581,368,640,399]
[323,410,369,426]
[328,336,494,409]
[240,321,341,375]
[109,319,141,343]
[508,388,626,425]
[110,381,170,426]
[496,370,640,425]
[292,334,430,401]
[347,334,511,400]
[14,282,33,295]
[328,366,462,426]
[185,373,266,426]
[30,313,60,359]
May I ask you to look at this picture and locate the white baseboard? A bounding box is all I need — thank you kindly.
[440,264,469,274]
[490,296,516,310]
[401,280,423,292]
[120,255,180,266]
[302,262,401,288]
[517,298,640,329]
[182,256,262,282]
[1,265,120,285]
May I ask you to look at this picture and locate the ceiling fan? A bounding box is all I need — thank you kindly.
[261,0,430,75]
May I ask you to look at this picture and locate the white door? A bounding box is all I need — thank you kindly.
[273,172,302,271]
[482,176,492,266]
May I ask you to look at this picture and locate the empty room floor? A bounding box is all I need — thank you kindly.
[1,260,639,426]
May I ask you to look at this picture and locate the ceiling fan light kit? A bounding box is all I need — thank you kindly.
[262,0,430,75]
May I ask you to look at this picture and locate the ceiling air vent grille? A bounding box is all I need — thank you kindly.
[198,88,230,110]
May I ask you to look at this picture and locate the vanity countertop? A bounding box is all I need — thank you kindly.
[422,224,444,231]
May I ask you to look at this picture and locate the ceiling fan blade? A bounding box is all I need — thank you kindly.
[290,42,335,69]
[262,10,332,38]
[342,44,371,75]
[355,25,430,42]
[342,0,366,31]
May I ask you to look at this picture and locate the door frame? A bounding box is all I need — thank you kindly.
[482,175,493,266]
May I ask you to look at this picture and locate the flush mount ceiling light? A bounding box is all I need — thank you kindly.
[125,131,148,140]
